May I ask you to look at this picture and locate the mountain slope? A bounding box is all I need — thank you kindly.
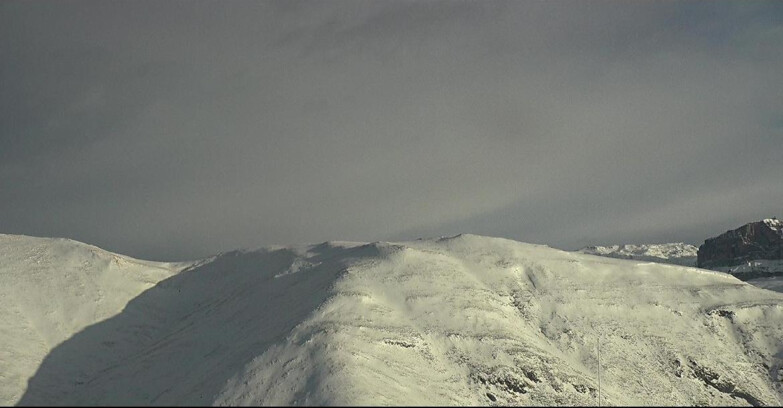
[578,241,783,293]
[0,234,191,406]
[4,234,783,406]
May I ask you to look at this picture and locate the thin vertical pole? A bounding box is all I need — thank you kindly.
[598,333,601,407]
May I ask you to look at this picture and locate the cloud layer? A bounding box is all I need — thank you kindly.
[2,1,782,260]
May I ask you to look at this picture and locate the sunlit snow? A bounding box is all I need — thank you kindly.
[2,233,783,406]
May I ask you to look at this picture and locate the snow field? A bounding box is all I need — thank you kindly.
[3,233,783,405]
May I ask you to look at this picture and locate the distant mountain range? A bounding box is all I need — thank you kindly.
[579,218,783,293]
[578,243,698,266]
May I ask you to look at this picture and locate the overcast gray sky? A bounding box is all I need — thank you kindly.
[2,0,782,261]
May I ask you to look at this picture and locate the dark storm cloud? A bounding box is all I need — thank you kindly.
[1,1,782,260]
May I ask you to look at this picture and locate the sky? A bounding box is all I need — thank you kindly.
[1,0,782,261]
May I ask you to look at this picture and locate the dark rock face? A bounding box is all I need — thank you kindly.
[697,219,783,269]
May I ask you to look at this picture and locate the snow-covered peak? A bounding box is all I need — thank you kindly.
[578,242,698,266]
[763,218,782,233]
[0,234,193,406]
[4,234,783,406]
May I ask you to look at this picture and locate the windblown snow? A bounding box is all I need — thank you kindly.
[3,233,783,406]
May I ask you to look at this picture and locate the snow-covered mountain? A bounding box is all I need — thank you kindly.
[698,219,783,270]
[3,233,783,406]
[578,243,699,266]
[578,241,783,293]
[0,234,193,406]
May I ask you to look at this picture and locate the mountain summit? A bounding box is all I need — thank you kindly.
[698,219,783,273]
[2,233,783,406]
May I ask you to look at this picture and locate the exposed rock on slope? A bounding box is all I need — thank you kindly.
[698,219,783,276]
[3,234,783,406]
[578,221,783,290]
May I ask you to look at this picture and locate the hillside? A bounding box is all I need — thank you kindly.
[0,234,192,406]
[3,234,783,406]
[577,242,783,294]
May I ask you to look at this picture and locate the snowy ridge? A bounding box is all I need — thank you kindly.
[578,242,698,266]
[0,234,194,406]
[3,234,783,406]
[578,240,783,294]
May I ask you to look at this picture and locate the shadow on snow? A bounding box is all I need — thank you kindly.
[18,242,381,406]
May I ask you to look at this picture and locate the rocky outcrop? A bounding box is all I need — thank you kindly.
[697,218,783,270]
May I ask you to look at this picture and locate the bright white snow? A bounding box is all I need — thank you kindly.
[0,234,192,406]
[3,233,783,406]
[763,218,783,233]
[578,243,698,266]
[579,241,783,295]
